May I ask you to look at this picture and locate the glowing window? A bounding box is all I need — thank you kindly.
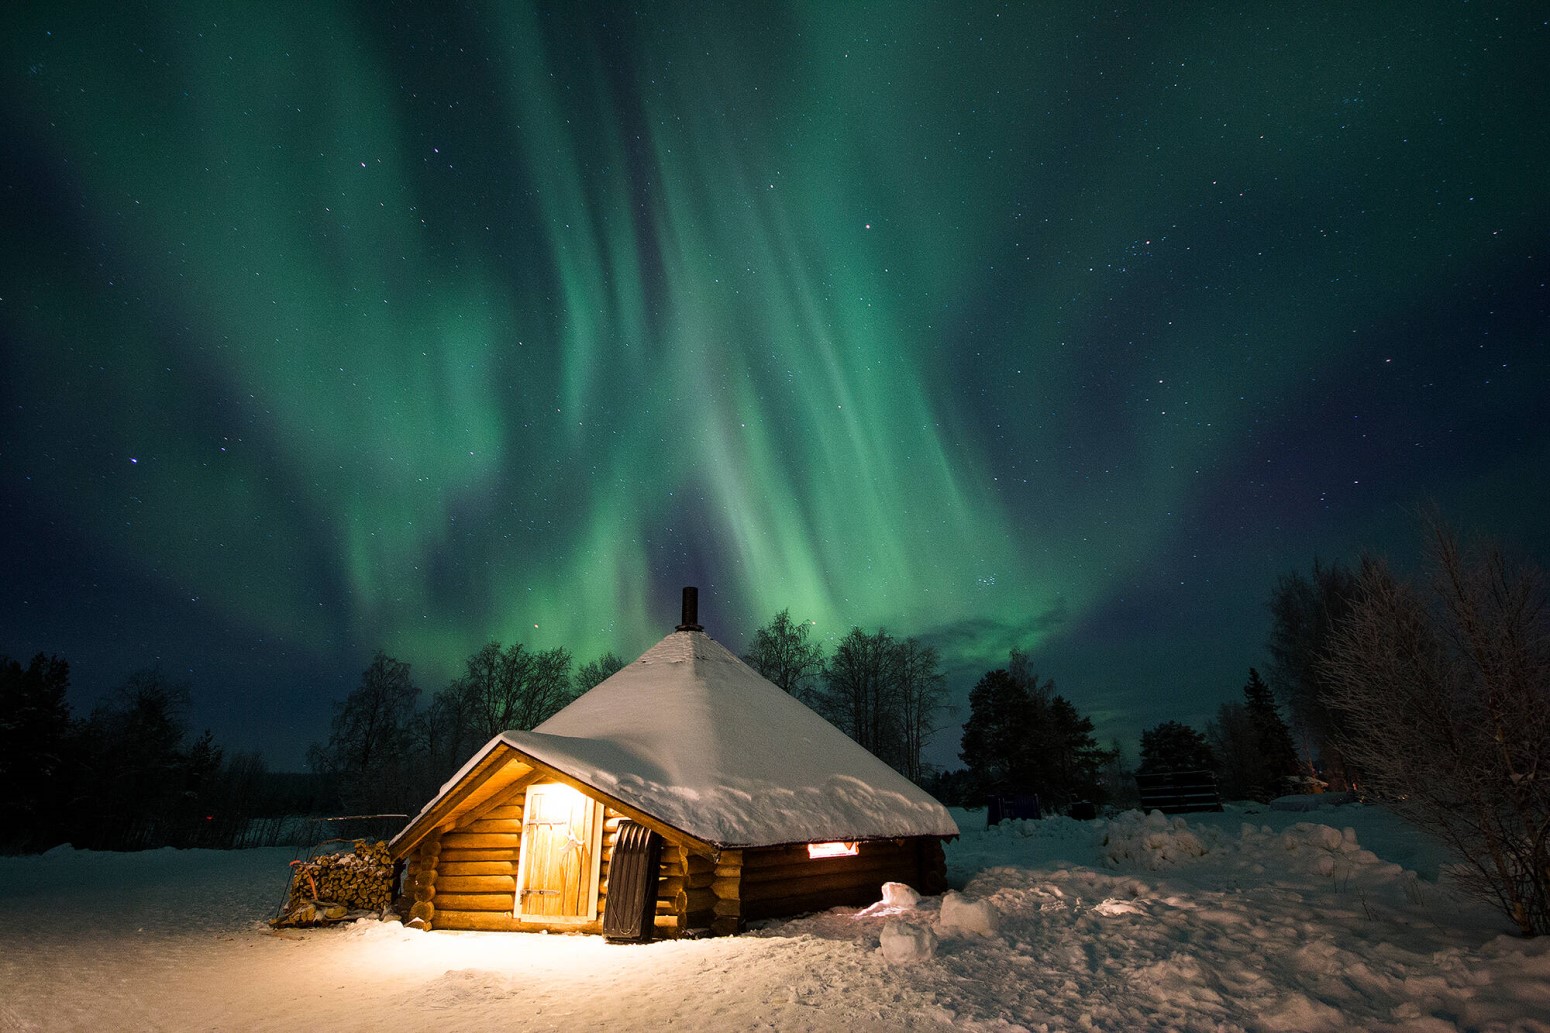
[807,841,859,859]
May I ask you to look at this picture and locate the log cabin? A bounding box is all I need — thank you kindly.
[388,589,958,940]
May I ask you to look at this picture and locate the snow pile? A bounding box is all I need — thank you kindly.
[1102,809,1212,868]
[6,805,1550,1031]
[937,890,998,938]
[878,920,936,965]
[855,880,920,917]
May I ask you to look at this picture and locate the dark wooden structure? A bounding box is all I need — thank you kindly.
[392,738,952,938]
[391,592,957,939]
[1134,769,1224,814]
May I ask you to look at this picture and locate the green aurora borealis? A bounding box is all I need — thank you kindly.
[3,3,1546,767]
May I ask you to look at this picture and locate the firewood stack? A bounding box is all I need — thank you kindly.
[271,839,396,927]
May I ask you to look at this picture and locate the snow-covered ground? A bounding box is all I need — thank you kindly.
[4,801,1549,1032]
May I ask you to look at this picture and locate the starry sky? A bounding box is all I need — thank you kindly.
[2,2,1546,772]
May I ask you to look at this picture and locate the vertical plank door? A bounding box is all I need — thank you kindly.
[515,783,598,921]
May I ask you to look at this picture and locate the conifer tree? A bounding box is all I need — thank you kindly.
[1139,721,1215,774]
[1242,668,1298,798]
[960,655,1111,810]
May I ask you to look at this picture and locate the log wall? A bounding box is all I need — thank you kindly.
[738,838,943,923]
[401,774,951,938]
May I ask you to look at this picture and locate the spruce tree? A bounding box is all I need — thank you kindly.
[1242,668,1298,799]
[960,657,1112,810]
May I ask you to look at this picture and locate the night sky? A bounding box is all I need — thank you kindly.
[3,3,1545,772]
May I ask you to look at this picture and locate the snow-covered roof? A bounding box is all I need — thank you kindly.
[405,629,958,850]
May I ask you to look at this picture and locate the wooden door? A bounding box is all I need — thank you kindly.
[515,783,600,922]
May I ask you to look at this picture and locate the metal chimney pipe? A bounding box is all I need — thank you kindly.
[676,586,703,632]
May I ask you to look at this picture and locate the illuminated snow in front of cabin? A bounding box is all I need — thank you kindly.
[409,630,958,849]
[7,803,1550,1031]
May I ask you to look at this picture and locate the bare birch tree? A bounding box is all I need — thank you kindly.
[743,609,825,701]
[452,641,574,740]
[1320,525,1550,935]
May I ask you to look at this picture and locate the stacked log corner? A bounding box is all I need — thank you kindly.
[652,842,710,938]
[407,833,440,928]
[711,849,743,936]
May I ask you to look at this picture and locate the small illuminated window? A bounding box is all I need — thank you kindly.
[807,841,859,859]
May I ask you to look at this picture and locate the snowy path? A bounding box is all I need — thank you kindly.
[4,804,1549,1032]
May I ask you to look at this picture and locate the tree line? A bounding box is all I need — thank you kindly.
[0,639,623,854]
[0,659,328,853]
[740,614,1120,816]
[306,642,624,820]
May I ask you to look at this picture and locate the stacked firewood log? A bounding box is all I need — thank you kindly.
[271,839,396,927]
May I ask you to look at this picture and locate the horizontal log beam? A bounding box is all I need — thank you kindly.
[429,910,517,931]
[742,884,882,922]
[741,853,904,887]
[433,892,514,912]
[438,848,519,865]
[437,860,518,877]
[436,875,516,895]
[741,867,899,906]
[676,887,715,914]
[439,832,522,850]
[480,804,522,820]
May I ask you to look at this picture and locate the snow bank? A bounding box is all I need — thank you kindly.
[1102,809,1211,868]
[5,805,1547,1032]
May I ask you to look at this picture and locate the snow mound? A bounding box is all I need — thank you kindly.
[1103,810,1211,869]
[856,881,921,918]
[879,920,937,965]
[938,890,998,938]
